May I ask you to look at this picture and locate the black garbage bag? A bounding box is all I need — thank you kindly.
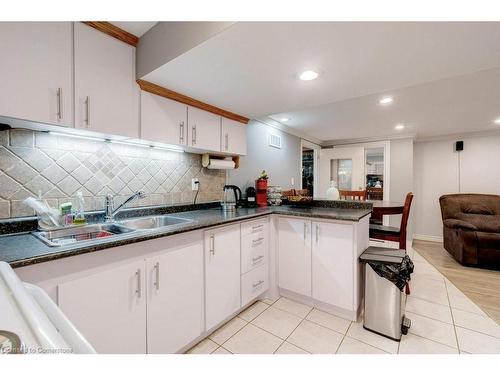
[368,255,414,291]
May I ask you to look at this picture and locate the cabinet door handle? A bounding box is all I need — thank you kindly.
[316,224,319,244]
[225,133,229,151]
[303,222,307,241]
[135,268,142,298]
[209,234,215,255]
[154,262,160,291]
[192,125,197,145]
[56,87,63,121]
[179,121,185,144]
[85,96,91,128]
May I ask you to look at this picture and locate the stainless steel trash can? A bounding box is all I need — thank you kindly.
[360,248,412,341]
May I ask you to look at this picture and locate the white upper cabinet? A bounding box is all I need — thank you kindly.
[74,22,139,138]
[278,217,312,296]
[187,106,221,152]
[140,92,187,146]
[0,22,73,126]
[221,118,247,155]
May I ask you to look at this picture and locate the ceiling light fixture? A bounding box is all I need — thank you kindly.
[280,117,290,122]
[379,97,394,105]
[494,118,500,124]
[395,124,405,130]
[299,70,319,81]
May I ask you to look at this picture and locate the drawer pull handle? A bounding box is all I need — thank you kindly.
[252,255,264,263]
[252,224,264,233]
[252,280,264,288]
[252,237,264,244]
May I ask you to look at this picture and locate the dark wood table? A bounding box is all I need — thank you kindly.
[368,200,404,223]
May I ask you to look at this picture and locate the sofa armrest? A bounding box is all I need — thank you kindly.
[443,219,478,231]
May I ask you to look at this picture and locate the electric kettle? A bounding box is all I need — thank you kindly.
[221,185,242,212]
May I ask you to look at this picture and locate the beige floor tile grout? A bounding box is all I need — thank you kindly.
[212,317,249,348]
[334,321,352,354]
[415,248,461,352]
[304,309,352,336]
[197,245,499,355]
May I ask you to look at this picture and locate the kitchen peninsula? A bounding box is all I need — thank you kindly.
[1,200,371,353]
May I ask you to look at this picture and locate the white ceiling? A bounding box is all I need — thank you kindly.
[142,22,500,141]
[111,22,157,37]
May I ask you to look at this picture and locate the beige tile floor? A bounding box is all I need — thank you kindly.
[187,246,500,354]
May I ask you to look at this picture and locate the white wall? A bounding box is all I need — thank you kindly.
[319,146,365,197]
[226,120,302,192]
[413,134,500,239]
[389,139,414,231]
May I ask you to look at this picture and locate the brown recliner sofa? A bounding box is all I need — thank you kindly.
[440,194,500,269]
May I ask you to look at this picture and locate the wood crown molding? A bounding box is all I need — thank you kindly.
[82,22,139,47]
[137,79,249,124]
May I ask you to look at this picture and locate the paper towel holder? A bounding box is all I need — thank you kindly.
[202,154,240,169]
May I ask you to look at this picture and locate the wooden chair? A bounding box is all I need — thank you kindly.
[369,192,414,250]
[366,187,383,200]
[339,190,367,200]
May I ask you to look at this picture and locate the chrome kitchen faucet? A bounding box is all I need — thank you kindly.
[105,191,147,222]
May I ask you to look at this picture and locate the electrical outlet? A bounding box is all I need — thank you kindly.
[191,178,199,191]
[291,177,295,186]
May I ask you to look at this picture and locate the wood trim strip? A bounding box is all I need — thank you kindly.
[137,79,249,124]
[82,22,139,47]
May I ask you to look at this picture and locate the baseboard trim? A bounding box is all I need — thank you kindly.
[413,234,443,243]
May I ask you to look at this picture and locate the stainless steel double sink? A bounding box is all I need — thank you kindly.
[33,215,193,247]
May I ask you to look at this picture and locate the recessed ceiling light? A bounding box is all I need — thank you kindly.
[280,117,290,122]
[395,124,405,130]
[379,96,394,105]
[494,118,500,124]
[299,70,319,81]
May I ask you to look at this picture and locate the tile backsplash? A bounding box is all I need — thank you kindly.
[0,129,226,218]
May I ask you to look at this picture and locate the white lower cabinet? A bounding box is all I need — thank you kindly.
[241,218,269,274]
[204,224,241,331]
[240,218,269,306]
[241,263,268,306]
[58,236,204,354]
[58,260,147,354]
[311,221,354,311]
[278,217,312,296]
[146,241,204,354]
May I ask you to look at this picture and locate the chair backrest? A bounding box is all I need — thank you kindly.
[339,190,367,201]
[399,192,414,249]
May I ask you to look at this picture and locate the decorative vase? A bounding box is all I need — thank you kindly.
[256,179,268,190]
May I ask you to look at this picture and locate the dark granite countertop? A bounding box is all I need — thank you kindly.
[0,203,371,268]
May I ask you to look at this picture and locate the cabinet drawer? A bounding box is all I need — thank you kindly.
[241,218,268,237]
[241,263,268,306]
[241,234,268,274]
